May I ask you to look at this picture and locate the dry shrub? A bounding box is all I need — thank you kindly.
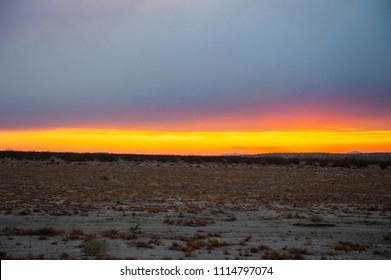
[287,247,311,255]
[171,241,192,253]
[134,241,155,249]
[239,236,251,246]
[18,209,31,216]
[84,233,98,240]
[164,218,214,227]
[169,242,183,251]
[69,227,84,240]
[263,250,305,260]
[250,244,270,253]
[224,216,237,222]
[309,214,323,223]
[170,233,230,253]
[164,219,176,225]
[30,227,63,236]
[150,235,161,246]
[190,219,211,226]
[333,241,368,252]
[121,233,138,240]
[169,239,207,253]
[210,209,225,215]
[102,229,138,240]
[103,229,120,239]
[263,251,288,260]
[3,227,64,237]
[60,252,72,259]
[128,236,160,249]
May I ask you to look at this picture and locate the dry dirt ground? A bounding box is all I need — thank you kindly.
[0,159,390,259]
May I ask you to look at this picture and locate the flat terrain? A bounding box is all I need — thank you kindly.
[0,158,390,259]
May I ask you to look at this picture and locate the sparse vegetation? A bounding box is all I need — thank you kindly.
[250,244,271,253]
[133,240,155,249]
[18,209,31,216]
[103,229,120,239]
[81,239,109,256]
[309,214,323,223]
[1,150,390,169]
[287,247,311,255]
[60,252,72,259]
[271,251,305,259]
[69,227,84,240]
[333,241,368,252]
[129,223,141,234]
[0,151,389,260]
[2,227,64,237]
[164,218,214,227]
[169,233,229,255]
[239,236,251,246]
[263,248,310,260]
[150,235,161,246]
[207,238,220,247]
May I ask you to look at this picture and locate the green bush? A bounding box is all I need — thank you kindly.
[129,223,141,234]
[81,239,109,256]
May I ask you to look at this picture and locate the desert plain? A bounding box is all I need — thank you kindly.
[0,156,390,260]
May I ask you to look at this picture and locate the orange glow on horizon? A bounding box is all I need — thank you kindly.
[1,129,391,155]
[32,108,391,132]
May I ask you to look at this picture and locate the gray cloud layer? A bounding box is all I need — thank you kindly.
[1,0,390,128]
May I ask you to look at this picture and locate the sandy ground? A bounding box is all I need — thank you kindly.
[0,159,390,259]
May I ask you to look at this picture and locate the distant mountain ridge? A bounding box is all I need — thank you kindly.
[253,152,391,161]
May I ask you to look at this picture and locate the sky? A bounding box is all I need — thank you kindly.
[1,0,391,154]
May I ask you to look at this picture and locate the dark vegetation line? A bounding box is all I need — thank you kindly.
[1,150,390,169]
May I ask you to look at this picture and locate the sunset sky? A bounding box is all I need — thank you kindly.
[1,0,391,154]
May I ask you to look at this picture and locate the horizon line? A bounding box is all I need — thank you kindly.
[2,150,391,157]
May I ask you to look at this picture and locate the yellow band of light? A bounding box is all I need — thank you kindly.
[1,129,391,155]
